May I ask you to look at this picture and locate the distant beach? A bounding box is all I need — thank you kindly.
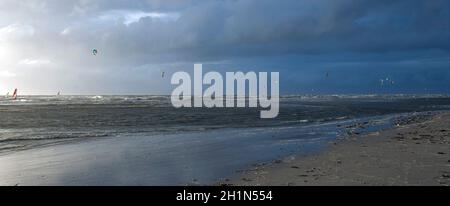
[226,111,450,186]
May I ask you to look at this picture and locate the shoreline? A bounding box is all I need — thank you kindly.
[0,111,447,185]
[224,111,450,186]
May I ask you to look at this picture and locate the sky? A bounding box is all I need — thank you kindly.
[0,0,449,95]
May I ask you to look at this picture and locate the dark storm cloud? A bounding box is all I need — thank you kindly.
[97,0,450,60]
[1,0,449,94]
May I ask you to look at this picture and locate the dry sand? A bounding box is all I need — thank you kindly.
[226,112,450,186]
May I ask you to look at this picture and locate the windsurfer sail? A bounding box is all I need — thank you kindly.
[12,88,18,100]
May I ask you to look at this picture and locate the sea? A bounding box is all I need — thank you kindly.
[1,94,450,152]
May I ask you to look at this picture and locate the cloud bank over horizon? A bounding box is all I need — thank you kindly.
[0,0,449,95]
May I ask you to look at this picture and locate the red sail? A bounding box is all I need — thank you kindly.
[12,88,17,100]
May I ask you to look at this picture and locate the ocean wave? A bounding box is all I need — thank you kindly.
[0,133,110,142]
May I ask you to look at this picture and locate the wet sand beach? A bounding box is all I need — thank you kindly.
[227,112,450,186]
